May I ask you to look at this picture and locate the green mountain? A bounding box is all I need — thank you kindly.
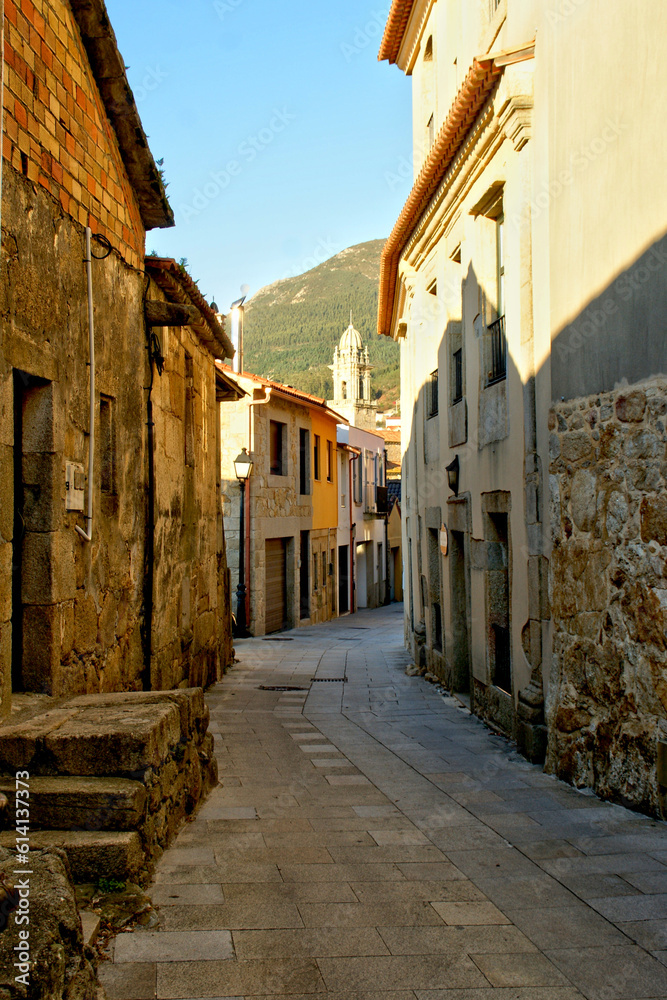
[242,239,399,403]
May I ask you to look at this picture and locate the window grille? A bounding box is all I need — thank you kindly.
[428,369,439,418]
[453,349,463,403]
[487,316,506,384]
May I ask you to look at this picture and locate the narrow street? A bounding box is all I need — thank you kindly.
[101,605,667,1000]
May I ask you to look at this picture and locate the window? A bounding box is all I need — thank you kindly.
[352,457,361,504]
[358,376,364,399]
[427,369,439,418]
[486,200,507,385]
[100,395,115,494]
[321,551,326,586]
[313,434,320,480]
[270,420,286,475]
[341,380,347,399]
[313,552,318,591]
[497,212,505,318]
[340,453,347,507]
[326,440,333,482]
[453,349,463,403]
[299,427,309,494]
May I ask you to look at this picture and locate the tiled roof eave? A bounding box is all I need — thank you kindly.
[145,257,234,358]
[377,58,502,339]
[378,0,416,65]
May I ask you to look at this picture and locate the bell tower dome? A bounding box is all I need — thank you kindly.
[328,314,377,430]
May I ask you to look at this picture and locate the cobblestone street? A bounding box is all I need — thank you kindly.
[101,604,667,1000]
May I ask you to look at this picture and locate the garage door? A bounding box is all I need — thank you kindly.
[265,538,287,634]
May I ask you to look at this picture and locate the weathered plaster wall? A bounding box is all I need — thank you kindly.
[547,378,667,814]
[149,302,230,690]
[1,168,147,707]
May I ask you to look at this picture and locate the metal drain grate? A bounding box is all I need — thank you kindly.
[311,677,347,683]
[258,685,308,691]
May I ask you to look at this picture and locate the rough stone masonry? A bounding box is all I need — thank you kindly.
[548,376,667,816]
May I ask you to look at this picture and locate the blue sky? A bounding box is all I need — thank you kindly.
[105,0,413,308]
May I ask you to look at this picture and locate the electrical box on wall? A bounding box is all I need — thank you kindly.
[66,461,85,511]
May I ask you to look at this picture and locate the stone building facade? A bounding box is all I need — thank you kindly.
[219,368,344,635]
[0,0,235,715]
[378,0,667,813]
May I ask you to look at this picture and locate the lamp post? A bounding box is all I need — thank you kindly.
[233,447,253,636]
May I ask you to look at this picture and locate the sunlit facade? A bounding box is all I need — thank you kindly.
[378,0,667,813]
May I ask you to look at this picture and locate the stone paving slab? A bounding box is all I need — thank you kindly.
[102,604,667,1000]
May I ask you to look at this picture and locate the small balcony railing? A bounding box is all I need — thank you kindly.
[487,315,506,385]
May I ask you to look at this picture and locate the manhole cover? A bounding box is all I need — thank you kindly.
[311,677,347,683]
[258,685,309,691]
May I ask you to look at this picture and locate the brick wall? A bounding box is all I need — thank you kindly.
[3,0,145,268]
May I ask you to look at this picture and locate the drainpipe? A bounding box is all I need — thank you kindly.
[0,0,5,239]
[75,228,96,542]
[383,450,391,605]
[348,449,360,612]
[244,385,272,630]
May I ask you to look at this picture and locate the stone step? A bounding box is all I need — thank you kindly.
[0,830,143,883]
[0,776,146,831]
[0,695,185,777]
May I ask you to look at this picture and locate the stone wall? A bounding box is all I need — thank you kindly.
[0,846,103,999]
[1,168,147,707]
[547,377,667,815]
[149,303,231,689]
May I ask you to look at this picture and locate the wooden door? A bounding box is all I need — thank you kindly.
[265,538,287,634]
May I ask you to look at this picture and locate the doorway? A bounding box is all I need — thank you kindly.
[265,538,288,633]
[338,545,349,613]
[299,531,310,619]
[12,371,55,693]
[450,529,470,694]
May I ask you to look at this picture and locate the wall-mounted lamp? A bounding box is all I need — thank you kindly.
[446,455,460,496]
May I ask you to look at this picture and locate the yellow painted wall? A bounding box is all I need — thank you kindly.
[311,410,339,530]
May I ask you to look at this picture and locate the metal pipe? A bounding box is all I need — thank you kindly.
[0,0,5,239]
[76,227,95,542]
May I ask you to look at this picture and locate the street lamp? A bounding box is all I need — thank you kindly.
[233,447,253,636]
[446,454,460,496]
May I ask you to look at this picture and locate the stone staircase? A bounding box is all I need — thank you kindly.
[0,689,217,883]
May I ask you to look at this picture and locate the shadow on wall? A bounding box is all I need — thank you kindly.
[403,236,667,814]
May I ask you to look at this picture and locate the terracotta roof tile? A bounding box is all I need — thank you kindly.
[378,0,416,65]
[215,364,348,422]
